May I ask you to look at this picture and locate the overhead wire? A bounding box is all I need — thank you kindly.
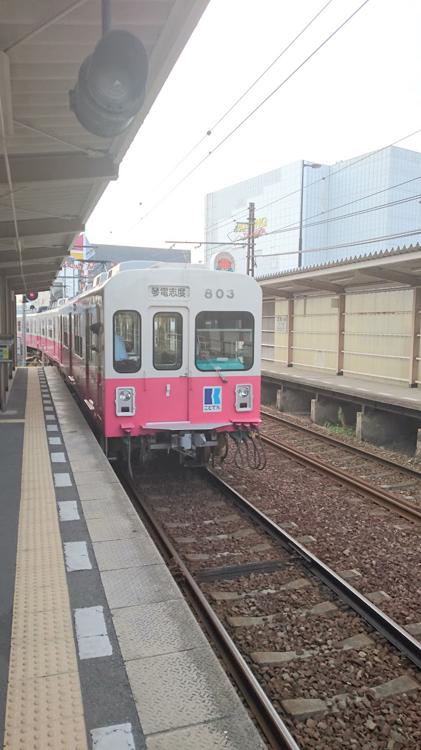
[205,125,421,236]
[146,0,337,196]
[132,0,371,229]
[256,174,421,241]
[174,133,421,256]
[255,227,421,263]
[204,187,421,256]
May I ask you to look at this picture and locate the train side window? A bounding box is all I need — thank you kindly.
[195,311,254,371]
[74,314,83,357]
[63,316,69,348]
[153,312,183,370]
[113,311,141,373]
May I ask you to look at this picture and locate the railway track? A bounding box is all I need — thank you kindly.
[261,408,421,477]
[260,408,421,525]
[120,465,299,750]
[120,462,421,750]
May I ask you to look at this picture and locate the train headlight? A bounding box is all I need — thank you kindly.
[115,386,136,416]
[235,384,253,411]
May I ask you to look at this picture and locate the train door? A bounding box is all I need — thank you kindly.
[86,302,103,414]
[150,308,189,423]
[59,315,63,364]
[68,313,73,377]
[85,309,91,398]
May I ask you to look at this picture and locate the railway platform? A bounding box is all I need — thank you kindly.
[262,361,421,414]
[262,361,421,452]
[0,367,264,750]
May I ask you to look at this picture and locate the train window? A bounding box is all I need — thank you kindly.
[153,313,182,370]
[113,311,141,373]
[62,316,68,348]
[195,312,254,371]
[74,314,83,357]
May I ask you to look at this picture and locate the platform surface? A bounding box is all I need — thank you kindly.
[262,360,421,413]
[0,367,265,750]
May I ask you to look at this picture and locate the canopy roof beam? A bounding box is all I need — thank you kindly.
[0,153,117,184]
[0,246,66,262]
[363,266,421,286]
[0,216,83,239]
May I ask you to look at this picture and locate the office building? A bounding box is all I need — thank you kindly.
[205,146,421,276]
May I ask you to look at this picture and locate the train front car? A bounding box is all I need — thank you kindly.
[104,263,262,466]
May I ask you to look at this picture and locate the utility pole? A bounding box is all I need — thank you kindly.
[246,201,255,276]
[298,160,322,269]
[298,160,305,269]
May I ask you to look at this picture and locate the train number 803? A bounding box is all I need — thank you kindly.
[204,288,234,299]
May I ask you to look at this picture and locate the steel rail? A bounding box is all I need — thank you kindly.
[261,407,421,478]
[120,471,301,750]
[206,469,421,670]
[259,431,421,524]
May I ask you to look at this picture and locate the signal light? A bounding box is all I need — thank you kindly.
[69,30,149,138]
[24,291,38,302]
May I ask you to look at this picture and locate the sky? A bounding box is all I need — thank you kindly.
[86,0,421,261]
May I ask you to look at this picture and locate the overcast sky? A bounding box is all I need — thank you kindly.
[86,0,421,260]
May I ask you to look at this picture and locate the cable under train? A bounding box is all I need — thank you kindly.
[18,261,263,467]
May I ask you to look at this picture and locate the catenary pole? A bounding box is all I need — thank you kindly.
[246,202,256,276]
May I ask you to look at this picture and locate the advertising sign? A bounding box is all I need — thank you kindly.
[210,251,235,272]
[0,335,13,363]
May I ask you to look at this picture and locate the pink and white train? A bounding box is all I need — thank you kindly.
[19,261,262,465]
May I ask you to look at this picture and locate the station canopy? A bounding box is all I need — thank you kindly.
[258,245,421,298]
[0,0,209,294]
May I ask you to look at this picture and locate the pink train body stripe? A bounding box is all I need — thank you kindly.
[102,376,261,437]
[22,335,261,438]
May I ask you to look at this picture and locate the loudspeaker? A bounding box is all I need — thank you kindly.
[70,30,149,138]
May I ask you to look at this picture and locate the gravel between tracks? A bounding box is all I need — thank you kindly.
[213,443,421,630]
[139,467,421,749]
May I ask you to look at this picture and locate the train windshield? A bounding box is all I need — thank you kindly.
[195,311,254,371]
[113,310,141,373]
[153,312,183,370]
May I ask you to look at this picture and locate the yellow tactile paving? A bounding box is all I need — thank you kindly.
[3,369,88,750]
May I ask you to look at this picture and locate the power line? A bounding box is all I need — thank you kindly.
[208,0,372,161]
[255,227,421,262]
[133,0,371,229]
[206,125,421,235]
[147,0,336,196]
[165,240,246,246]
[257,176,421,241]
[178,170,421,254]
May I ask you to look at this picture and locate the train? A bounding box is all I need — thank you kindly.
[18,261,263,467]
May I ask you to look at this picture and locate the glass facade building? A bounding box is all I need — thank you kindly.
[205,146,421,276]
